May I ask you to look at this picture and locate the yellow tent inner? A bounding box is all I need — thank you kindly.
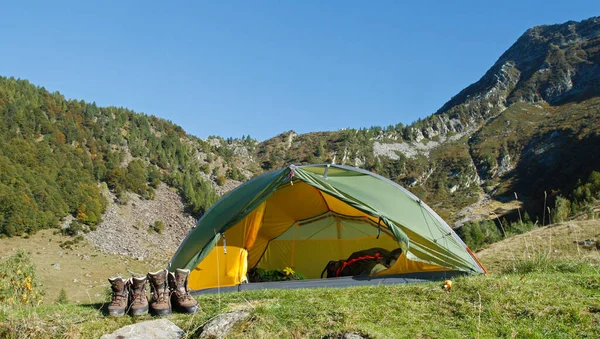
[188,182,449,290]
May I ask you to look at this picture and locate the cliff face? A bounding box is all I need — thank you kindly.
[438,17,600,120]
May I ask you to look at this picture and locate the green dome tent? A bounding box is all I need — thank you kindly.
[169,164,486,291]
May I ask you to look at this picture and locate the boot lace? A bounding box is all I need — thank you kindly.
[110,292,126,306]
[173,277,193,301]
[174,288,193,301]
[153,287,169,303]
[132,291,145,304]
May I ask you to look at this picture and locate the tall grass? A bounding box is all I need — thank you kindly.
[503,251,597,275]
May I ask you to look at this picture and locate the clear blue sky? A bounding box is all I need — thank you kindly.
[1,1,598,141]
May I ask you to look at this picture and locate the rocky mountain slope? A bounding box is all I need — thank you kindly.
[1,16,599,258]
[252,16,600,225]
[85,183,195,260]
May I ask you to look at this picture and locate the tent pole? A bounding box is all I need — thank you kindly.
[291,222,298,267]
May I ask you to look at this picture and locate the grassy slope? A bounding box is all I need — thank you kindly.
[0,230,165,304]
[477,220,600,272]
[1,221,599,338]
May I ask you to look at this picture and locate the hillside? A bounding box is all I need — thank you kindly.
[0,76,261,240]
[477,219,600,272]
[1,15,600,337]
[1,16,599,261]
[252,16,600,225]
[1,218,598,338]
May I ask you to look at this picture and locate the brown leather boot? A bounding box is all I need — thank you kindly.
[107,276,128,317]
[147,269,171,316]
[128,276,149,316]
[168,268,199,313]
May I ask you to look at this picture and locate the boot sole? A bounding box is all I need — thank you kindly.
[175,304,199,314]
[108,309,126,317]
[150,308,172,317]
[130,305,149,317]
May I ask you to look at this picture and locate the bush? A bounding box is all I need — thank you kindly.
[116,190,129,205]
[62,220,84,236]
[554,195,571,223]
[0,250,43,306]
[62,220,94,236]
[457,220,503,250]
[56,288,68,304]
[59,235,84,250]
[141,187,156,200]
[153,220,165,234]
[216,175,226,186]
[505,220,536,236]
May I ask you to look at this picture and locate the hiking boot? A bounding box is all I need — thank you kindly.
[168,268,199,313]
[107,276,128,317]
[128,276,149,316]
[147,269,171,316]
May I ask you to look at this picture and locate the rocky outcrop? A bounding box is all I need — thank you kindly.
[373,126,473,159]
[85,183,196,261]
[395,16,600,148]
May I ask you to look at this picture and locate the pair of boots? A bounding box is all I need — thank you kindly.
[107,268,198,317]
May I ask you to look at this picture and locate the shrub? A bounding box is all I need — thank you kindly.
[586,205,596,220]
[141,187,156,200]
[506,220,536,236]
[457,220,503,250]
[56,288,68,304]
[216,175,226,186]
[153,220,165,234]
[0,250,43,306]
[59,235,84,250]
[226,166,243,181]
[116,190,129,205]
[554,195,571,223]
[62,220,84,236]
[62,220,95,236]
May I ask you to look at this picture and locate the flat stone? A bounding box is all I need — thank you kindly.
[100,319,184,339]
[196,309,251,338]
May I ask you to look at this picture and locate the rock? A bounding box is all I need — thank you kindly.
[52,263,61,270]
[100,319,184,339]
[342,333,365,339]
[196,309,251,338]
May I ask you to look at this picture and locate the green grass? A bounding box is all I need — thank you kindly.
[1,220,599,338]
[1,262,599,338]
[2,269,600,338]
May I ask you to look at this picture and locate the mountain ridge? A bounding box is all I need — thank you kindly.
[1,16,600,243]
